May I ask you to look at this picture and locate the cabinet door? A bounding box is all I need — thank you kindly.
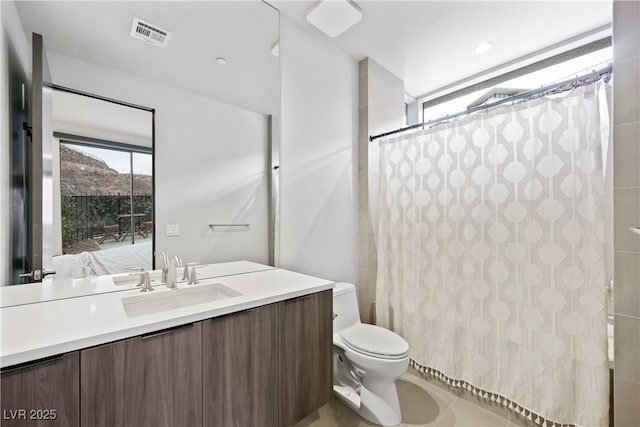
[80,322,202,427]
[279,290,332,427]
[203,303,279,427]
[1,352,79,427]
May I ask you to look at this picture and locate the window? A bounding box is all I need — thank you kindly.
[422,46,612,123]
[59,141,153,255]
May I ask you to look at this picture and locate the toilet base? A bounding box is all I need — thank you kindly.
[333,382,402,426]
[333,351,404,426]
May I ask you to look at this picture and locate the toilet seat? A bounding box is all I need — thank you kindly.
[340,324,409,360]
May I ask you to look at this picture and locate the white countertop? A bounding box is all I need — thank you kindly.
[1,261,275,308]
[0,267,334,368]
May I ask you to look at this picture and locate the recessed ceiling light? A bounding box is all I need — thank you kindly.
[306,0,363,38]
[475,42,493,54]
[216,57,227,65]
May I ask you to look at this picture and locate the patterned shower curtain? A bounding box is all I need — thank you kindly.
[376,83,609,426]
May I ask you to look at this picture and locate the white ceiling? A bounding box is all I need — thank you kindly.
[273,1,612,99]
[15,1,280,115]
[51,89,153,148]
[16,1,612,110]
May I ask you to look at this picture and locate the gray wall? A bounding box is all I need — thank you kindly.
[279,17,359,285]
[358,58,405,323]
[612,0,640,424]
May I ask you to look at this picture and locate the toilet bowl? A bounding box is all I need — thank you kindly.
[332,282,409,426]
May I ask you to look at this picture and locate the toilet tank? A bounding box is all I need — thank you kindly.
[332,282,361,333]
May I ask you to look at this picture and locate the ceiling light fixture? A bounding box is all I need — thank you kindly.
[306,0,363,38]
[475,42,493,54]
[216,57,227,65]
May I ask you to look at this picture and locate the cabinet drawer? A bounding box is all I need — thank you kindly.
[80,322,202,427]
[279,290,332,426]
[1,352,80,427]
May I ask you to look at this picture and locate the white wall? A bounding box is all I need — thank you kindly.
[279,18,359,284]
[47,51,269,266]
[1,0,31,285]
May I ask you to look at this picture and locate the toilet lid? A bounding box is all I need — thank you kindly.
[340,324,409,358]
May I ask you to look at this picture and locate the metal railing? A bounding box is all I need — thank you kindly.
[63,193,152,243]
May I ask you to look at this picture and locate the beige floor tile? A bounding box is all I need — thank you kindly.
[506,414,538,427]
[405,367,512,423]
[400,371,458,406]
[295,396,376,427]
[396,377,454,425]
[299,367,513,427]
[450,390,513,422]
[433,398,510,427]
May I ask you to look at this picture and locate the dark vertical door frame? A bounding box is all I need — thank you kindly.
[9,30,30,284]
[28,33,45,281]
[267,115,280,267]
[129,152,135,245]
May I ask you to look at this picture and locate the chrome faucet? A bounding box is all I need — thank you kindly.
[160,252,182,288]
[166,259,178,289]
[130,271,153,292]
[160,251,169,284]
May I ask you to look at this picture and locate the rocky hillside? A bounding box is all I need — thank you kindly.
[60,145,152,195]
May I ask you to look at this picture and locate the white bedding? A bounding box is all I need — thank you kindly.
[52,242,152,280]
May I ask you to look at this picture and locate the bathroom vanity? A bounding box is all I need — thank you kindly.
[0,267,333,427]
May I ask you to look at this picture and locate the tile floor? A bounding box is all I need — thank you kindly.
[296,367,537,427]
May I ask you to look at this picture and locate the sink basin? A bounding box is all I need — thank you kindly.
[112,270,164,287]
[121,283,242,317]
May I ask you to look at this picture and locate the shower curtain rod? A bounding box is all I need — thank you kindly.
[369,63,612,142]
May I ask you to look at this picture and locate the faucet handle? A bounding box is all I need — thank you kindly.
[188,264,204,285]
[182,262,199,281]
[141,272,153,292]
[128,267,145,286]
[129,271,153,292]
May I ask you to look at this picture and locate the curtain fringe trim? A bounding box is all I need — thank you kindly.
[409,359,575,427]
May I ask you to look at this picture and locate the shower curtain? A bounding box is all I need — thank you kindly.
[376,83,609,426]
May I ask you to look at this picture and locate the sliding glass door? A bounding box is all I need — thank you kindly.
[59,141,153,268]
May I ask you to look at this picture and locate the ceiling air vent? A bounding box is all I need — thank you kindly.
[130,17,172,49]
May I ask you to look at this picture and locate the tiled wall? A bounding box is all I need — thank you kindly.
[613,1,640,425]
[358,58,404,323]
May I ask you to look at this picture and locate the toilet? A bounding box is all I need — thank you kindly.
[332,282,410,426]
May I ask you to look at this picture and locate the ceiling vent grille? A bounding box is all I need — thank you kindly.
[130,17,172,49]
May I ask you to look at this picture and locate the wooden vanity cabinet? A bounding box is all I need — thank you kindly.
[279,290,333,427]
[79,322,202,427]
[1,290,332,427]
[0,352,80,427]
[202,303,280,427]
